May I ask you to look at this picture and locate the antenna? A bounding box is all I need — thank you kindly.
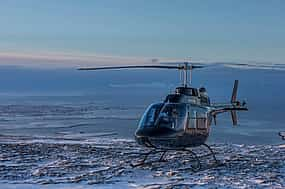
[183,62,188,87]
[189,64,193,85]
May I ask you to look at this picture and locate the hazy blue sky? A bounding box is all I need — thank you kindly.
[0,0,285,66]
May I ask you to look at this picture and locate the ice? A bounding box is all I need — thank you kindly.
[0,136,284,188]
[0,104,142,131]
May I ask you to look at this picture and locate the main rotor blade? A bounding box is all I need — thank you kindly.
[160,62,206,69]
[78,65,180,71]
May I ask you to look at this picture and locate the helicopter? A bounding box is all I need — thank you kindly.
[79,62,248,169]
[280,132,285,140]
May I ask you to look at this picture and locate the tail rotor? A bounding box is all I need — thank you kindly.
[230,80,239,125]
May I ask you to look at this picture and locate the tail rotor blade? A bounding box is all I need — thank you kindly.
[231,110,238,126]
[231,80,239,103]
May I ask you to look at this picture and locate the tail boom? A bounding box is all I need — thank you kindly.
[210,79,248,126]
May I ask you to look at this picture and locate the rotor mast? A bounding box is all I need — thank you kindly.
[181,62,193,87]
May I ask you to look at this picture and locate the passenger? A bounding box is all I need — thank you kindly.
[199,87,210,104]
[170,108,179,129]
[279,132,285,140]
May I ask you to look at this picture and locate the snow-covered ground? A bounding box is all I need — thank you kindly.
[0,135,284,189]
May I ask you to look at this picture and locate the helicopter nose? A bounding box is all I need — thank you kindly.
[135,126,175,138]
[135,126,175,147]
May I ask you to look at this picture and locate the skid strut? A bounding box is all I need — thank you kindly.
[131,143,218,171]
[131,149,166,167]
[201,143,218,163]
[131,148,202,171]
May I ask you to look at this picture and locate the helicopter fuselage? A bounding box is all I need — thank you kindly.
[134,84,247,149]
[135,87,213,149]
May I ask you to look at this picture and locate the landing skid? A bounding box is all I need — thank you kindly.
[131,143,218,171]
[201,143,218,162]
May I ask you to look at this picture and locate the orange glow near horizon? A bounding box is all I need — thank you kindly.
[0,51,162,68]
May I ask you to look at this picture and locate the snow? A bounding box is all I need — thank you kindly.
[0,136,284,188]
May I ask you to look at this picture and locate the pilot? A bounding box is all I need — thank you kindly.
[199,87,207,94]
[160,108,178,129]
[170,108,179,129]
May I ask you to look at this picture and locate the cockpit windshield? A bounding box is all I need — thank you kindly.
[156,103,186,130]
[139,103,163,127]
[139,103,187,130]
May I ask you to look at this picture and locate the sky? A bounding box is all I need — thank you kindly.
[0,0,285,67]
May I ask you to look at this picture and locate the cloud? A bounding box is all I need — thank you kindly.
[220,62,285,71]
[0,51,284,71]
[0,51,158,69]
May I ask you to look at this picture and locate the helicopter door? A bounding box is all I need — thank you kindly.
[186,107,208,131]
[196,114,207,130]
